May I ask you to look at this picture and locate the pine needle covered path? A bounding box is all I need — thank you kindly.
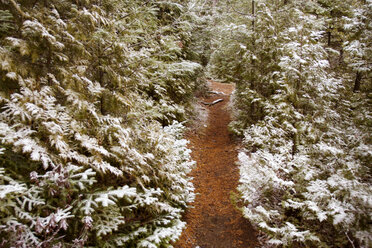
[175,81,258,248]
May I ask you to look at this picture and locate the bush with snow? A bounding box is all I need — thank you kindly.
[0,0,205,246]
[208,0,372,247]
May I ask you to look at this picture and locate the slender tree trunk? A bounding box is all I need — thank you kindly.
[339,47,344,65]
[292,132,298,156]
[252,0,255,31]
[46,46,51,70]
[100,96,106,115]
[353,71,362,92]
[327,30,331,46]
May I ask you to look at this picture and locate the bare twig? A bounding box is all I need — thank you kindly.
[227,0,252,16]
[345,231,356,248]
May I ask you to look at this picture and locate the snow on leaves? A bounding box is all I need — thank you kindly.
[209,0,372,247]
[0,0,201,247]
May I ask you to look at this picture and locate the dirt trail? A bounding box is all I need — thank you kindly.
[175,81,258,248]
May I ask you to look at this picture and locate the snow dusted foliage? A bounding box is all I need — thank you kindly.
[208,0,372,247]
[0,0,203,247]
[343,1,372,92]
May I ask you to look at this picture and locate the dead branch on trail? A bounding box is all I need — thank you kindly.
[202,99,224,106]
[208,90,226,95]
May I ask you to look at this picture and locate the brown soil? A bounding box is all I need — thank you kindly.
[175,81,258,248]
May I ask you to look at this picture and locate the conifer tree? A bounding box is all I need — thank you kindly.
[344,0,372,92]
[207,0,372,247]
[0,0,205,246]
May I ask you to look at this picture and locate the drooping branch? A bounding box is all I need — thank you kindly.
[227,0,253,16]
[9,0,30,19]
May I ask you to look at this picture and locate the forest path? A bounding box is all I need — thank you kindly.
[175,81,257,248]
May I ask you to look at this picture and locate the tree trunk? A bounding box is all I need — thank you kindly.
[252,0,255,31]
[100,96,106,115]
[292,132,298,156]
[339,47,344,65]
[327,31,331,46]
[353,71,362,92]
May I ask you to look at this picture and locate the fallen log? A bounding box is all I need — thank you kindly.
[208,90,226,95]
[202,98,224,106]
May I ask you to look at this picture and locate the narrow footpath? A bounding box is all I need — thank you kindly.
[175,81,258,248]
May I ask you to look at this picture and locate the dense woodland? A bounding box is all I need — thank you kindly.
[209,0,371,247]
[0,0,371,247]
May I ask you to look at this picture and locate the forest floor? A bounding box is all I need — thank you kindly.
[175,81,258,248]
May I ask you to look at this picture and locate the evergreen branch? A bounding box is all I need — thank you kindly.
[9,0,30,19]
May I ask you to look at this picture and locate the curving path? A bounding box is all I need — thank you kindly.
[175,81,258,248]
